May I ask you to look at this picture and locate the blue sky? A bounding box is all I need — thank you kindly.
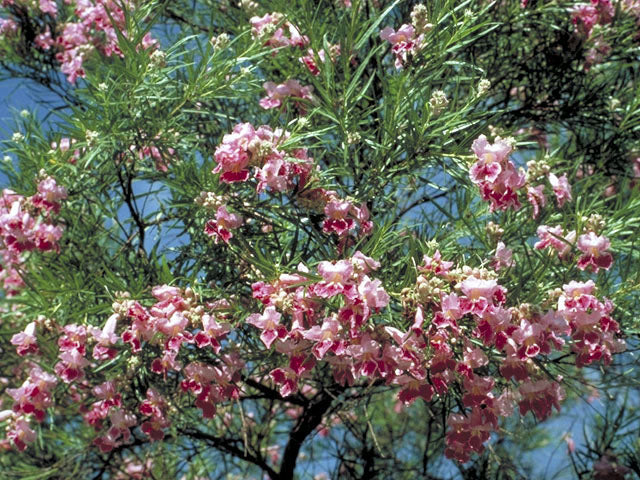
[0,77,61,140]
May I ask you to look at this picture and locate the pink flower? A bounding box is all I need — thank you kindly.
[151,349,182,375]
[93,381,120,404]
[322,199,355,236]
[33,223,63,252]
[484,167,526,210]
[39,0,57,16]
[526,185,546,218]
[492,242,513,271]
[380,24,423,69]
[395,375,434,406]
[380,24,415,44]
[155,311,189,339]
[576,232,613,272]
[246,306,288,348]
[571,4,600,37]
[315,260,354,298]
[470,135,512,184]
[255,154,289,193]
[58,324,87,352]
[259,79,313,111]
[299,47,334,76]
[351,251,381,273]
[357,275,389,309]
[269,367,299,397]
[548,173,572,207]
[194,314,230,352]
[348,333,383,378]
[302,316,342,359]
[55,348,90,382]
[10,322,38,356]
[89,314,119,360]
[557,280,625,367]
[353,203,373,235]
[7,380,52,422]
[518,379,565,420]
[470,135,525,211]
[204,205,243,244]
[6,417,36,451]
[564,434,576,453]
[0,18,18,36]
[461,376,494,407]
[35,27,55,50]
[459,276,505,314]
[571,1,614,37]
[140,389,169,441]
[445,408,496,463]
[213,123,256,183]
[511,318,545,360]
[250,13,308,49]
[462,344,489,369]
[420,250,453,276]
[1,201,36,253]
[535,225,575,258]
[182,362,218,394]
[439,293,462,323]
[151,285,181,301]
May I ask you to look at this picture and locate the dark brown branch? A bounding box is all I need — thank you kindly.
[115,160,147,257]
[277,385,344,480]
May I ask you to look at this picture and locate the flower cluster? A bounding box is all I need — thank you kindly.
[259,79,314,113]
[59,0,157,83]
[249,252,391,395]
[209,123,376,245]
[404,250,625,462]
[557,280,625,367]
[570,0,617,69]
[6,316,132,453]
[213,122,313,188]
[380,5,432,69]
[380,25,425,69]
[321,195,373,238]
[250,12,308,49]
[535,224,576,258]
[247,245,624,463]
[88,381,137,452]
[0,175,67,296]
[208,120,374,248]
[2,364,57,450]
[0,16,17,36]
[469,135,525,211]
[0,285,244,451]
[55,323,91,382]
[139,388,170,441]
[204,205,243,244]
[469,134,572,215]
[571,0,614,38]
[51,137,83,164]
[118,287,243,422]
[0,243,626,460]
[1,0,157,83]
[535,225,613,273]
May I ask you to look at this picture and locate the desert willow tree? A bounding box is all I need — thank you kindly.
[0,0,639,479]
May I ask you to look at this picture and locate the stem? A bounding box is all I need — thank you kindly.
[277,385,342,480]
